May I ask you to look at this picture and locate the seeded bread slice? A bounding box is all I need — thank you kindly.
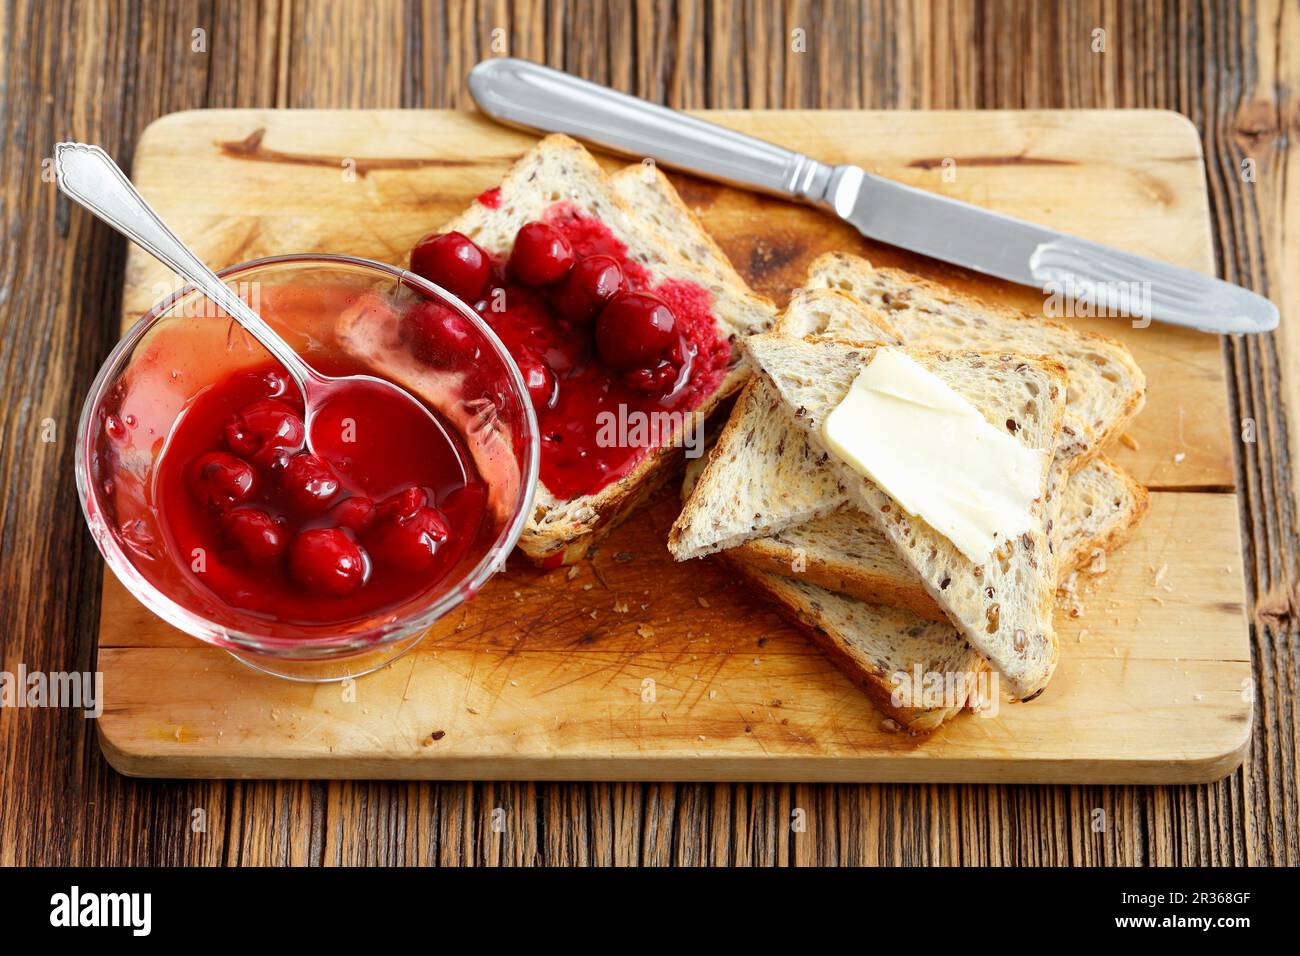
[668,288,901,559]
[804,252,1146,462]
[743,335,1067,699]
[439,135,776,565]
[731,456,1148,617]
[738,564,990,732]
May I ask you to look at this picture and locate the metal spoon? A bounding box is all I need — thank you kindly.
[53,141,441,463]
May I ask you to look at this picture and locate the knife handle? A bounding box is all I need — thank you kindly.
[469,57,841,204]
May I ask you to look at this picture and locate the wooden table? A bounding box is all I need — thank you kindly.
[1,0,1295,866]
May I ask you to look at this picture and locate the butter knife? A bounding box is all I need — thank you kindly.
[469,57,1277,335]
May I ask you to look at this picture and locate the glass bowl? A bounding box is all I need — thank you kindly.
[77,254,539,681]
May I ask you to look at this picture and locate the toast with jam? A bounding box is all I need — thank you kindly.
[403,135,776,566]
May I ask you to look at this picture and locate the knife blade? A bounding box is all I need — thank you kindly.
[468,57,1277,335]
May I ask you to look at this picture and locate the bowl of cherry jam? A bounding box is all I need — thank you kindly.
[77,255,539,680]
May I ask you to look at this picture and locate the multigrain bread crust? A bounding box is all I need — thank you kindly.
[441,134,775,565]
[736,563,989,732]
[743,335,1068,699]
[804,252,1147,463]
[609,164,750,289]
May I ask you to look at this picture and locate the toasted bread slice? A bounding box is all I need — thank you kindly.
[743,335,1067,699]
[730,456,1148,617]
[804,252,1146,462]
[438,135,775,565]
[668,288,901,559]
[738,564,990,732]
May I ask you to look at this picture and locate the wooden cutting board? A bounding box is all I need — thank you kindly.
[96,109,1251,783]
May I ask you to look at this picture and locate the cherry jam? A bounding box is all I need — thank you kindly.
[407,202,729,499]
[153,359,489,626]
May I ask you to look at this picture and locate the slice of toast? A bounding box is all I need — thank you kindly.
[730,456,1148,618]
[437,135,775,565]
[805,252,1146,461]
[743,335,1067,699]
[738,564,991,732]
[668,288,901,559]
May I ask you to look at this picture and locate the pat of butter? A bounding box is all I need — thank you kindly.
[822,349,1044,563]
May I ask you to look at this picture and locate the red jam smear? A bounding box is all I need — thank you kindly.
[471,204,728,499]
[153,358,489,626]
[476,186,503,209]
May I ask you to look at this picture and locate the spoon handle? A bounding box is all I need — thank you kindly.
[53,142,316,392]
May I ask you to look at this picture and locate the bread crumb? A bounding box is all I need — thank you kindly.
[613,599,629,613]
[1154,563,1168,586]
[708,690,717,700]
[636,624,656,638]
[566,565,580,581]
[1056,570,1086,618]
[696,596,710,608]
[1088,548,1106,574]
[1120,432,1140,450]
[1173,452,1186,463]
[881,718,902,733]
